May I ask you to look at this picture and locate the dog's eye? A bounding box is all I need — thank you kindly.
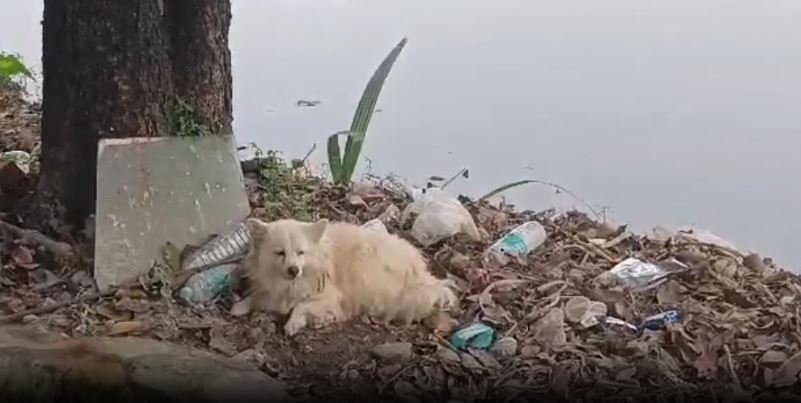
[297,250,305,256]
[274,250,285,257]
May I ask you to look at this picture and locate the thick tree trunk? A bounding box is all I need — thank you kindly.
[167,0,234,135]
[33,0,233,233]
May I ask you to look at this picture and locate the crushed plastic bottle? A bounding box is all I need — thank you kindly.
[484,221,547,266]
[594,257,689,292]
[181,220,251,271]
[361,218,388,233]
[178,263,238,304]
[400,187,480,246]
[449,322,497,351]
[640,310,683,331]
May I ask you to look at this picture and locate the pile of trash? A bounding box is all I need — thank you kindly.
[142,167,799,401]
[3,86,801,400]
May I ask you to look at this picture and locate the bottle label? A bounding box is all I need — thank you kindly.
[499,233,528,255]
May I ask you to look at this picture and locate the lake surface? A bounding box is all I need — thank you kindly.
[2,0,800,270]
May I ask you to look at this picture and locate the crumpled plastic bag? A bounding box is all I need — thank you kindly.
[401,187,480,247]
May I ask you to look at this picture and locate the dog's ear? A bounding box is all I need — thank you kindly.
[246,217,270,243]
[305,219,328,243]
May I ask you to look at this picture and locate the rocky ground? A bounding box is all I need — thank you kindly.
[3,85,801,403]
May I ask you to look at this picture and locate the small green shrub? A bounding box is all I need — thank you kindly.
[0,52,33,90]
[250,144,320,221]
[172,97,213,137]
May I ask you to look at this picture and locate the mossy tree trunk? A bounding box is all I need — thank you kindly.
[32,0,233,233]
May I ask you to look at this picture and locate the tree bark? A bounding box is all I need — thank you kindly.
[167,0,234,135]
[33,0,233,233]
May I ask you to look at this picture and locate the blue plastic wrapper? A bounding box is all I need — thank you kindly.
[640,310,682,330]
[449,322,497,351]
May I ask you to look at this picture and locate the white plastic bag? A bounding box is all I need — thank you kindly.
[401,187,480,246]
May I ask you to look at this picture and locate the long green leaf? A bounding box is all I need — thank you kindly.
[326,130,353,181]
[337,37,407,184]
[479,180,537,201]
[479,178,602,220]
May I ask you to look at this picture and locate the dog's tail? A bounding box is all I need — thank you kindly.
[390,276,458,325]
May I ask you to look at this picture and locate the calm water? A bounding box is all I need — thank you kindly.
[2,0,800,270]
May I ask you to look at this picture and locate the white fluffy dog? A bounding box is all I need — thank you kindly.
[231,218,457,336]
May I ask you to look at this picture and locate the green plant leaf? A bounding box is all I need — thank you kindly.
[0,53,33,80]
[326,130,352,182]
[480,180,536,201]
[335,37,407,185]
[479,179,602,220]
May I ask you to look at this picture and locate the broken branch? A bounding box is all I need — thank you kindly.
[0,219,73,258]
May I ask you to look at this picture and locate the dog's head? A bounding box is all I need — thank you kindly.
[246,218,328,280]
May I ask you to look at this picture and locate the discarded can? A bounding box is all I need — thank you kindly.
[181,220,251,271]
[485,221,547,266]
[449,322,497,351]
[640,310,683,331]
[178,263,238,304]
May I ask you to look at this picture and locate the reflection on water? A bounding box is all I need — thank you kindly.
[2,0,800,269]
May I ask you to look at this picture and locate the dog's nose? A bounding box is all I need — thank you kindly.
[287,265,300,277]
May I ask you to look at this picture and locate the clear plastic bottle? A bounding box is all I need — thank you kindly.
[181,220,251,271]
[178,263,238,304]
[485,221,547,266]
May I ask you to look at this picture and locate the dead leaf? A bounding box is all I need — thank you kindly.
[346,194,368,209]
[424,311,457,335]
[209,325,237,356]
[616,366,637,381]
[771,350,801,387]
[760,350,788,365]
[114,288,148,299]
[11,245,38,270]
[743,253,770,274]
[563,296,592,323]
[108,320,145,336]
[656,280,681,305]
[94,304,133,321]
[694,345,719,380]
[532,308,566,349]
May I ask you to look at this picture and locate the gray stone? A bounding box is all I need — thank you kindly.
[94,135,250,291]
[459,352,483,371]
[371,342,413,363]
[490,336,518,358]
[0,325,288,403]
[435,347,461,364]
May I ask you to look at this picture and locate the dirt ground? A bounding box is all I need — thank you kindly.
[4,86,801,403]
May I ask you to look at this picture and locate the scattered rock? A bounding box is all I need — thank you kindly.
[490,336,518,358]
[393,381,421,403]
[436,347,461,364]
[468,348,501,370]
[371,342,413,363]
[459,352,483,371]
[761,350,788,365]
[0,325,289,402]
[108,320,146,336]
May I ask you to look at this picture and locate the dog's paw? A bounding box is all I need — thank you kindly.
[230,298,252,317]
[284,314,307,337]
[308,310,338,329]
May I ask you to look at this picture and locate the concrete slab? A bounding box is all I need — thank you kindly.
[94,135,250,291]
